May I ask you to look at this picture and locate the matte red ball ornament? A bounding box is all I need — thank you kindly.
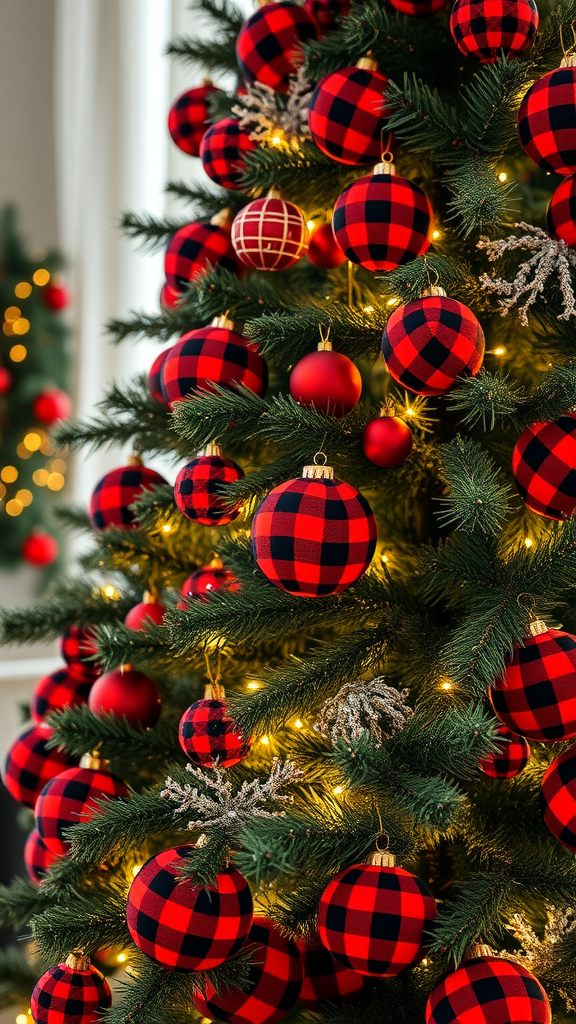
[193,917,302,1024]
[450,0,538,63]
[232,194,309,271]
[24,828,59,884]
[307,222,346,268]
[236,1,319,93]
[41,280,70,311]
[541,745,576,850]
[22,531,59,566]
[518,64,576,175]
[35,755,129,856]
[125,595,167,631]
[479,725,530,779]
[3,725,74,809]
[89,462,168,531]
[161,316,268,409]
[0,366,11,395]
[490,620,576,741]
[388,0,449,13]
[362,409,413,467]
[179,687,253,768]
[513,413,576,520]
[382,289,485,395]
[296,936,374,1010]
[290,341,361,417]
[126,843,254,970]
[308,60,390,165]
[304,0,351,29]
[168,83,221,156]
[251,459,377,597]
[32,389,72,425]
[178,563,240,609]
[426,955,551,1024]
[200,117,257,189]
[318,851,438,976]
[88,667,161,728]
[31,952,112,1024]
[174,446,244,526]
[333,161,433,272]
[164,213,242,295]
[147,347,172,404]
[60,625,99,682]
[31,667,93,724]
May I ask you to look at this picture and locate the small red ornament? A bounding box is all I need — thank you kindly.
[296,936,373,1010]
[0,366,11,394]
[147,347,172,404]
[308,222,346,268]
[31,951,112,1024]
[31,666,92,724]
[289,336,361,417]
[308,59,390,166]
[490,619,576,742]
[193,917,303,1024]
[126,843,253,970]
[160,282,181,310]
[200,117,257,189]
[512,413,576,520]
[178,562,240,609]
[60,625,99,682]
[318,850,437,976]
[35,753,129,856]
[32,389,73,425]
[125,594,167,631]
[168,83,221,156]
[232,193,309,271]
[24,828,60,884]
[304,0,351,30]
[88,667,161,728]
[3,724,74,809]
[41,280,70,311]
[518,63,576,175]
[388,0,449,12]
[541,745,576,850]
[236,1,319,94]
[362,407,413,468]
[22,531,59,567]
[89,461,168,531]
[450,0,538,62]
[252,458,377,597]
[164,211,242,295]
[382,287,485,395]
[479,725,530,779]
[179,684,253,768]
[174,445,244,526]
[426,955,551,1024]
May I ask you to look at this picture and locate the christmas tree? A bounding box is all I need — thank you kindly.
[2,1,576,1022]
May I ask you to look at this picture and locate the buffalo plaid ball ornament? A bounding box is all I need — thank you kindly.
[450,0,538,63]
[200,117,257,189]
[333,153,433,272]
[147,346,173,405]
[547,174,576,245]
[126,843,253,970]
[31,667,93,724]
[297,935,374,1010]
[513,412,576,519]
[24,828,59,885]
[232,191,309,271]
[164,209,242,295]
[174,444,244,526]
[318,847,438,975]
[308,57,391,166]
[252,457,377,597]
[382,286,485,395]
[490,619,576,741]
[304,0,351,31]
[289,332,362,417]
[168,82,221,156]
[518,57,576,175]
[60,625,99,683]
[89,458,168,531]
[236,1,319,94]
[479,725,531,779]
[177,560,240,609]
[541,744,576,850]
[179,682,253,768]
[426,952,551,1024]
[388,0,449,14]
[3,724,74,809]
[31,950,112,1024]
[193,916,303,1024]
[35,751,129,856]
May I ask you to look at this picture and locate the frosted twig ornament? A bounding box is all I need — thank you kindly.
[315,676,413,747]
[232,65,312,143]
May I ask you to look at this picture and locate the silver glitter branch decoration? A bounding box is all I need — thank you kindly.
[161,757,303,831]
[508,906,576,1012]
[315,677,413,748]
[477,223,576,326]
[232,65,312,142]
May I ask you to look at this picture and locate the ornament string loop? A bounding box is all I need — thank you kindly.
[318,323,331,346]
[560,19,576,60]
[313,451,328,467]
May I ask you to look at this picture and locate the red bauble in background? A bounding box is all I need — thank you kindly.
[89,463,168,531]
[541,745,576,851]
[193,917,303,1024]
[60,625,99,682]
[308,222,347,268]
[3,724,74,809]
[35,756,129,856]
[24,828,59,884]
[31,952,112,1024]
[513,414,576,520]
[124,596,167,631]
[200,118,257,189]
[362,410,413,467]
[308,63,390,166]
[88,667,161,728]
[236,1,319,93]
[164,215,241,295]
[479,725,530,779]
[0,366,11,394]
[289,343,361,416]
[179,692,253,767]
[296,936,374,1010]
[178,563,240,609]
[450,0,538,62]
[174,449,244,526]
[518,66,576,175]
[32,389,73,425]
[22,531,59,567]
[126,844,254,971]
[304,0,351,30]
[547,174,576,246]
[389,0,449,12]
[147,347,172,404]
[31,666,93,724]
[232,194,309,271]
[41,280,70,311]
[426,956,551,1024]
[160,283,181,310]
[168,83,221,156]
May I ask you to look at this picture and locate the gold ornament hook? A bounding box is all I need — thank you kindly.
[318,324,332,351]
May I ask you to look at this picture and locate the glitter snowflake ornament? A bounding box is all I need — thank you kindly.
[232,65,312,143]
[315,677,413,747]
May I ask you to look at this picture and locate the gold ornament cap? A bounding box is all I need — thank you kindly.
[200,442,223,458]
[422,285,447,297]
[561,53,576,68]
[127,453,143,467]
[80,750,107,771]
[211,314,235,330]
[267,186,282,200]
[65,950,91,972]
[210,207,233,228]
[364,850,396,867]
[465,942,493,960]
[204,681,226,701]
[356,53,378,71]
[529,619,548,636]
[302,452,334,480]
[373,151,395,176]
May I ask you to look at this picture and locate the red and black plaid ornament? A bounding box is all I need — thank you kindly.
[541,745,576,850]
[179,686,253,768]
[24,828,59,884]
[479,725,530,779]
[60,625,99,682]
[174,447,244,526]
[193,916,302,1024]
[236,1,319,94]
[232,193,309,271]
[490,620,576,742]
[518,64,576,175]
[88,667,161,728]
[31,951,112,1024]
[333,160,432,272]
[252,459,377,597]
[388,0,449,14]
[35,754,129,856]
[147,347,172,404]
[178,563,240,609]
[160,316,268,409]
[304,0,351,30]
[164,214,242,295]
[3,724,74,809]
[160,282,181,311]
[296,936,373,1010]
[308,59,390,165]
[89,462,167,531]
[307,222,346,268]
[362,406,413,467]
[426,954,551,1024]
[289,336,362,416]
[318,851,437,976]
[126,843,253,970]
[450,0,538,62]
[168,83,221,156]
[31,667,93,724]
[200,117,257,189]
[547,174,576,246]
[382,289,485,395]
[512,413,576,520]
